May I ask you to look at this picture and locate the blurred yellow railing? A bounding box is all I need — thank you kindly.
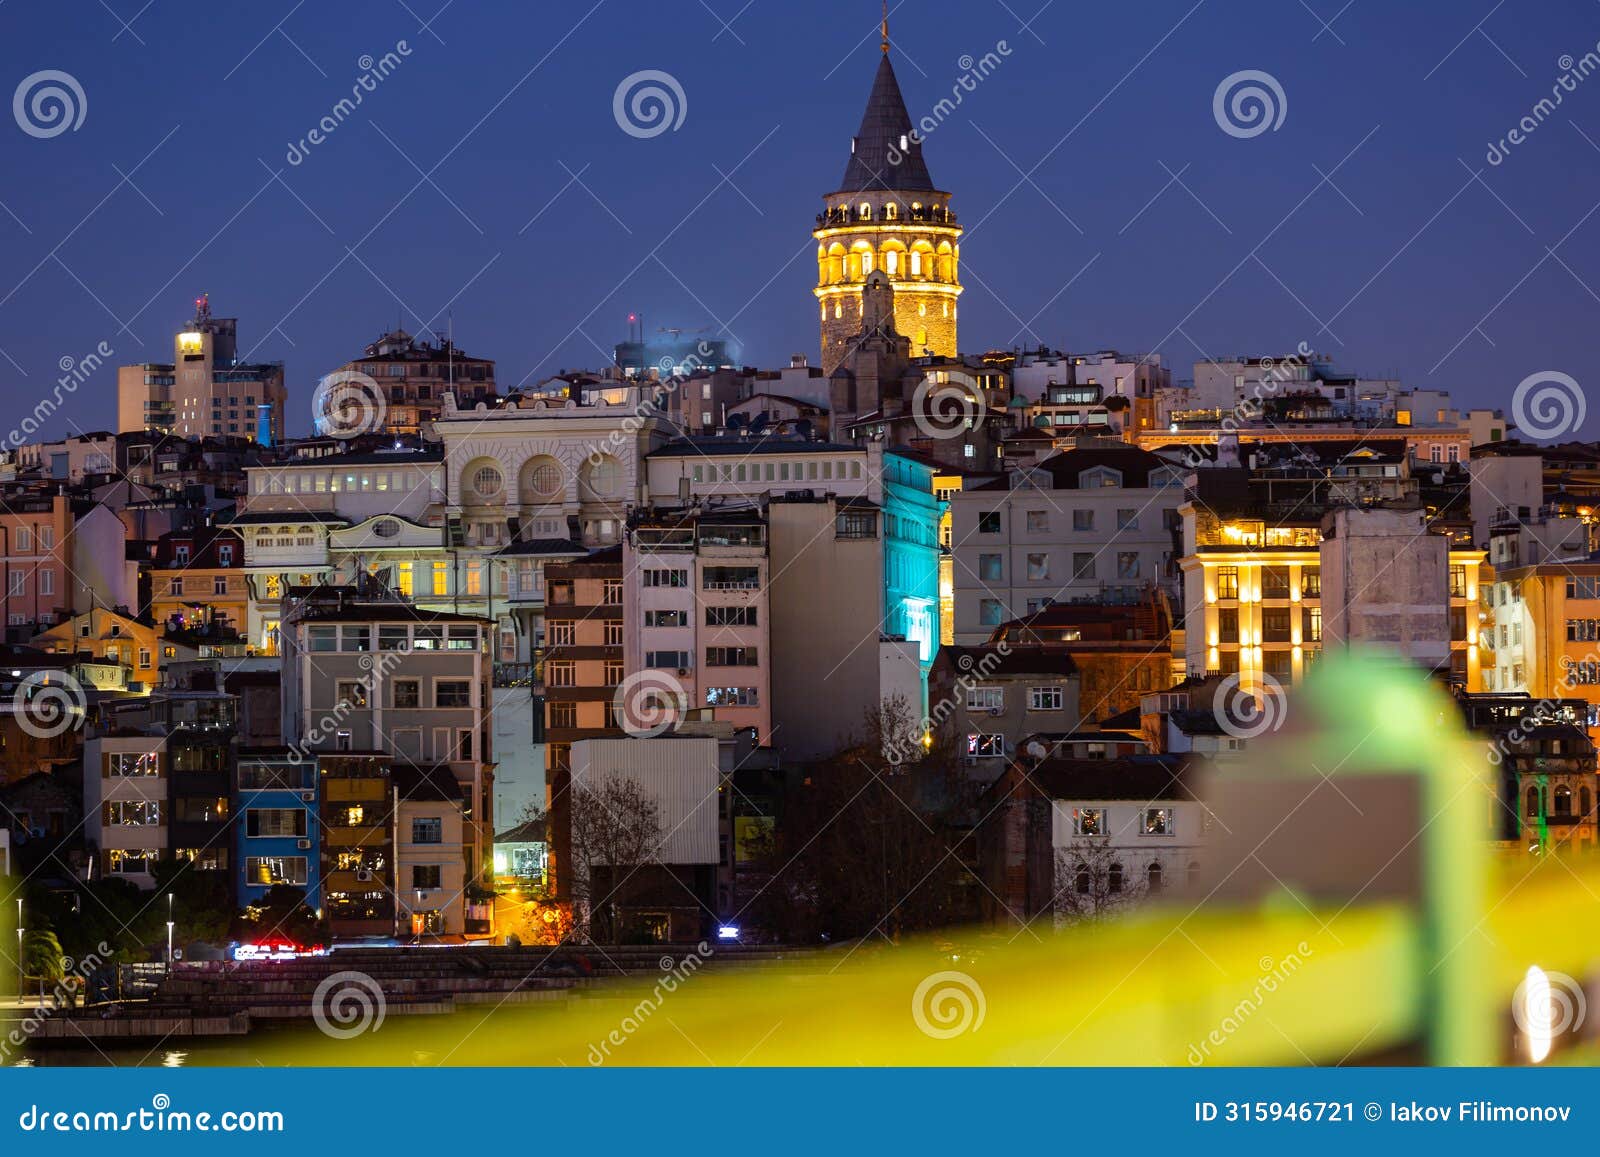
[234,855,1599,1067]
[240,655,1600,1068]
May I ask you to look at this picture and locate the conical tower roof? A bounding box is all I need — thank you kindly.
[836,53,936,194]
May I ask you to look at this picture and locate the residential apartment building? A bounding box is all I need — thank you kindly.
[153,689,236,877]
[231,444,446,653]
[147,526,247,636]
[236,432,585,665]
[117,296,287,443]
[32,607,163,691]
[1454,693,1599,851]
[236,748,319,910]
[643,438,879,507]
[624,508,771,741]
[84,732,166,889]
[927,645,1080,779]
[767,493,922,759]
[318,753,394,937]
[333,328,497,435]
[1060,349,1167,434]
[1139,680,1254,760]
[0,493,134,642]
[278,585,495,895]
[394,763,471,937]
[931,467,979,646]
[646,438,943,690]
[12,432,118,483]
[0,652,90,783]
[978,754,1202,926]
[949,444,1184,644]
[1178,451,1485,687]
[983,595,1175,720]
[543,547,624,900]
[1486,558,1600,742]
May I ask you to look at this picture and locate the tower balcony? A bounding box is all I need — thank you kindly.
[815,280,962,298]
[817,204,957,228]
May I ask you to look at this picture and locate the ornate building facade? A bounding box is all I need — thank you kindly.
[814,43,961,374]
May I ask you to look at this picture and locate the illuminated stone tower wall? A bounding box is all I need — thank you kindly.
[815,50,961,375]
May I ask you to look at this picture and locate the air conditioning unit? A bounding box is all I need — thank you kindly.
[355,869,373,882]
[300,791,315,803]
[989,706,1004,717]
[296,839,312,850]
[677,668,692,677]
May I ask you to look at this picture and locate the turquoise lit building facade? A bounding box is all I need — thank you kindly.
[882,449,944,709]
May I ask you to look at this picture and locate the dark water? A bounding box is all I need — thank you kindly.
[5,1011,303,1068]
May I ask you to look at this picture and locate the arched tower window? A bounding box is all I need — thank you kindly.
[858,201,872,220]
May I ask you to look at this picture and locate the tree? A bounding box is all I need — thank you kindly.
[526,776,664,944]
[744,697,978,943]
[152,859,234,946]
[1051,838,1149,926]
[231,885,327,948]
[21,930,65,997]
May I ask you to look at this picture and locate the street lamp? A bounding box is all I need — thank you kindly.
[165,892,174,974]
[15,897,23,999]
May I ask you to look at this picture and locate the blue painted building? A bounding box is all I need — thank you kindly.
[235,748,321,915]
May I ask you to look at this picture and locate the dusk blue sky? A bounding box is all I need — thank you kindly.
[2,0,1599,437]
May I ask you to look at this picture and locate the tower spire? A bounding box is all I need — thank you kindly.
[881,2,889,54]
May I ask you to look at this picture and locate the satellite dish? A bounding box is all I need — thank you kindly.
[748,414,769,435]
[795,419,814,438]
[727,413,748,429]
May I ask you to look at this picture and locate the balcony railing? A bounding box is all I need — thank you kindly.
[494,663,536,687]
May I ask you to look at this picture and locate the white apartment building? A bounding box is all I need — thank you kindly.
[84,734,166,889]
[235,388,670,666]
[232,445,446,653]
[644,438,881,506]
[1047,760,1208,908]
[623,509,772,741]
[948,445,1184,644]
